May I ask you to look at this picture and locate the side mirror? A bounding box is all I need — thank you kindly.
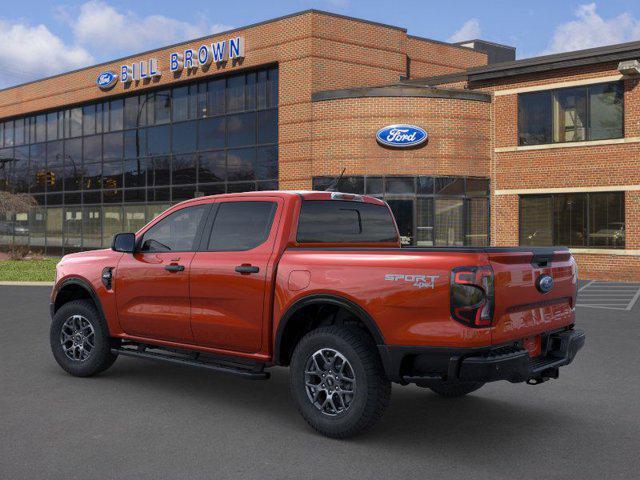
[112,232,136,253]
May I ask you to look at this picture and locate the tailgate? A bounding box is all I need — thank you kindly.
[488,248,577,347]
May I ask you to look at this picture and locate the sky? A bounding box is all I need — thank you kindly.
[1,0,640,88]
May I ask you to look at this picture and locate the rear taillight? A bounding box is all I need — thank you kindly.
[450,266,494,327]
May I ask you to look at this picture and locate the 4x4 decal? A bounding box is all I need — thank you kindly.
[384,274,439,289]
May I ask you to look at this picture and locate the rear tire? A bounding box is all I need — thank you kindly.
[50,300,118,377]
[428,381,484,398]
[289,326,391,438]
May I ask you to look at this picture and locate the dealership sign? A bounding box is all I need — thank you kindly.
[96,36,245,89]
[376,124,428,148]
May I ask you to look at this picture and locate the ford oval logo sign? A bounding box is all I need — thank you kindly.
[96,71,118,90]
[536,274,554,294]
[376,124,428,148]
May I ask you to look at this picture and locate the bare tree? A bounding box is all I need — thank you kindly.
[0,191,37,216]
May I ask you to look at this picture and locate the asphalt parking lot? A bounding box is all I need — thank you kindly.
[1,285,639,480]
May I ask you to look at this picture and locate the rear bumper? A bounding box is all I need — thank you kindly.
[378,328,585,385]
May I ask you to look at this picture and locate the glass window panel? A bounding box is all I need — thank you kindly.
[36,115,47,143]
[338,176,364,194]
[46,207,63,249]
[28,144,46,193]
[123,158,146,188]
[0,148,12,191]
[103,132,123,160]
[416,198,434,246]
[552,87,587,143]
[268,67,279,108]
[555,194,586,247]
[257,180,278,191]
[124,188,146,203]
[207,201,276,251]
[256,146,278,181]
[227,112,256,147]
[102,160,123,190]
[257,70,268,110]
[172,153,197,185]
[0,212,13,247]
[29,207,46,248]
[518,91,552,145]
[82,162,102,191]
[102,206,123,247]
[435,177,464,195]
[246,72,256,110]
[466,178,489,197]
[82,206,101,248]
[13,146,29,193]
[387,199,414,246]
[172,121,197,154]
[147,125,170,155]
[11,210,29,246]
[207,79,225,116]
[96,103,104,134]
[47,193,63,205]
[109,99,124,131]
[198,151,225,183]
[102,188,122,203]
[466,198,488,246]
[124,205,147,232]
[154,91,171,124]
[140,204,207,252]
[196,83,207,118]
[365,177,383,195]
[63,151,82,193]
[226,75,245,113]
[520,196,554,246]
[83,190,101,204]
[172,86,189,122]
[198,117,225,150]
[435,198,464,246]
[227,182,256,193]
[148,187,170,202]
[312,177,332,191]
[69,108,82,137]
[5,121,14,146]
[148,156,171,186]
[589,83,623,141]
[83,106,96,136]
[417,176,434,195]
[0,122,4,148]
[46,141,64,192]
[227,148,256,181]
[588,192,625,248]
[124,96,139,129]
[146,203,170,222]
[83,134,102,163]
[14,118,25,145]
[386,177,414,194]
[198,183,225,196]
[64,207,83,249]
[257,109,277,144]
[188,85,198,120]
[172,185,196,201]
[124,129,146,158]
[64,191,81,205]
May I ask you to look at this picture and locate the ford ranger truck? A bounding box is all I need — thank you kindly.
[50,191,585,438]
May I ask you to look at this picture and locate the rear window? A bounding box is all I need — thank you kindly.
[297,200,398,243]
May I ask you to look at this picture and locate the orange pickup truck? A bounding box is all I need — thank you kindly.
[50,190,585,437]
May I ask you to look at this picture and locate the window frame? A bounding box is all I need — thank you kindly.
[518,192,626,249]
[517,81,624,146]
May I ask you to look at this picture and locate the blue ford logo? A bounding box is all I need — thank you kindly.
[536,274,554,294]
[96,71,118,90]
[376,124,428,148]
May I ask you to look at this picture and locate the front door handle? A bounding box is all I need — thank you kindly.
[165,264,185,272]
[235,264,260,274]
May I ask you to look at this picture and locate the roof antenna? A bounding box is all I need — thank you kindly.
[325,168,346,192]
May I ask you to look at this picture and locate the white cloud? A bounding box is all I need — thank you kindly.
[448,18,481,43]
[0,20,93,88]
[68,1,232,57]
[542,3,640,54]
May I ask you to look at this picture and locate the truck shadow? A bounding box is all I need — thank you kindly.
[91,357,572,451]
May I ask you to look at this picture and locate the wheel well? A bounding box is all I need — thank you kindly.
[54,283,95,314]
[276,301,381,366]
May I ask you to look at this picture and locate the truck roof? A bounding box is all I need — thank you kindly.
[174,190,387,207]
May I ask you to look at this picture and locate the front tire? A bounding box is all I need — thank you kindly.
[289,326,391,438]
[50,300,118,377]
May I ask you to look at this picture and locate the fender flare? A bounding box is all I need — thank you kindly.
[274,294,385,365]
[52,277,108,332]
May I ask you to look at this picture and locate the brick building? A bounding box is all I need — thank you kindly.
[0,10,638,281]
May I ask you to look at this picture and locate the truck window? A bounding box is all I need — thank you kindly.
[297,200,398,243]
[140,205,208,252]
[207,201,277,251]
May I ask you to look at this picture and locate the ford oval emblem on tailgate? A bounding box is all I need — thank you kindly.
[536,274,554,294]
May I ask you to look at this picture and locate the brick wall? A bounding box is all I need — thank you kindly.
[406,37,487,79]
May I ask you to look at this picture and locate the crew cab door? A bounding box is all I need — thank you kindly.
[115,204,210,343]
[190,197,282,353]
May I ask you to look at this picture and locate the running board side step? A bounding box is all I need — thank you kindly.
[111,346,270,380]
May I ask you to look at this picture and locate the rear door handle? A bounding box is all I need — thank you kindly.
[235,264,260,274]
[165,264,185,272]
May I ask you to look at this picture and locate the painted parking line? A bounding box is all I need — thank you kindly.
[576,281,640,311]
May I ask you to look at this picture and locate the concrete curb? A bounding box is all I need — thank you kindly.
[0,281,54,286]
